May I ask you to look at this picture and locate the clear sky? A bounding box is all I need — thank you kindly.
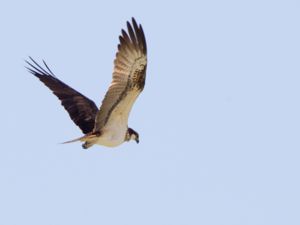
[1,0,300,224]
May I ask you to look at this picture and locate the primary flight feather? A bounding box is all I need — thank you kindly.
[26,18,147,149]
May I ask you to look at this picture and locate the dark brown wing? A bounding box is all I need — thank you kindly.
[94,18,147,131]
[25,57,98,134]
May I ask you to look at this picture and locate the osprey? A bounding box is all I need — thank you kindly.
[26,18,147,149]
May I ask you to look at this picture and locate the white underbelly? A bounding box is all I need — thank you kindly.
[94,135,124,147]
[95,119,128,147]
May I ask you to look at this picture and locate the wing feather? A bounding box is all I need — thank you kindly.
[94,18,147,131]
[26,57,98,134]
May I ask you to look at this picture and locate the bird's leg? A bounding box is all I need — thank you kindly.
[82,142,92,149]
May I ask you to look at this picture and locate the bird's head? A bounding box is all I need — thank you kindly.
[126,128,139,144]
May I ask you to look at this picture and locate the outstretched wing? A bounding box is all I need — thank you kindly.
[94,18,147,131]
[26,57,98,134]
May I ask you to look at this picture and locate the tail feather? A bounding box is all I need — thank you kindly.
[61,136,84,144]
[61,132,97,144]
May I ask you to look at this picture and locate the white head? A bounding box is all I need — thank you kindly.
[126,128,139,143]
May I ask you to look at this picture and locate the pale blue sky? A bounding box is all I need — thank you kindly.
[1,0,300,224]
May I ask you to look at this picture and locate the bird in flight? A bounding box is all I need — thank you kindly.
[26,18,147,149]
